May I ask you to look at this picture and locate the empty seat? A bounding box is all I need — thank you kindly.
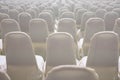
[0,19,21,54]
[38,5,45,13]
[46,32,76,73]
[51,3,59,18]
[113,8,120,17]
[59,12,75,19]
[104,11,119,31]
[26,9,36,19]
[0,8,9,14]
[16,7,24,13]
[0,70,10,80]
[87,31,119,80]
[80,12,95,34]
[42,10,55,20]
[59,8,69,17]
[89,6,98,12]
[0,13,9,43]
[105,6,114,12]
[95,9,107,19]
[1,19,20,39]
[4,32,43,80]
[82,18,105,56]
[75,9,87,26]
[39,12,54,33]
[29,18,49,60]
[45,65,99,80]
[8,9,19,21]
[0,13,9,22]
[18,12,32,34]
[57,18,77,41]
[57,18,79,58]
[31,7,39,18]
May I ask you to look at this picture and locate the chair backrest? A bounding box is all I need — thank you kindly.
[46,32,76,72]
[59,8,69,17]
[75,9,87,25]
[0,8,8,14]
[45,65,99,80]
[81,12,95,32]
[29,18,49,42]
[104,11,119,31]
[51,4,59,17]
[39,12,54,32]
[26,9,36,19]
[105,6,113,12]
[29,18,49,59]
[95,9,107,19]
[31,7,39,18]
[42,10,55,20]
[59,12,75,19]
[83,18,105,56]
[0,13,9,22]
[1,19,20,39]
[87,31,119,80]
[16,7,24,13]
[57,18,77,41]
[0,71,11,80]
[4,31,41,80]
[8,9,19,21]
[18,12,32,33]
[38,5,45,13]
[113,8,120,17]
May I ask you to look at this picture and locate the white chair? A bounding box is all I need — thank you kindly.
[82,18,105,56]
[95,9,107,19]
[0,13,9,22]
[18,12,32,34]
[8,9,19,21]
[57,18,79,58]
[80,12,95,32]
[45,65,99,80]
[0,8,8,14]
[75,9,87,26]
[46,32,76,73]
[42,10,55,20]
[26,9,36,19]
[59,12,75,19]
[4,32,43,80]
[113,8,120,17]
[104,11,119,31]
[83,31,119,80]
[1,19,20,39]
[31,7,39,18]
[0,19,21,54]
[29,18,49,60]
[39,12,54,33]
[57,18,77,42]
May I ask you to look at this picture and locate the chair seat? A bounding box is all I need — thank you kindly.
[0,55,44,72]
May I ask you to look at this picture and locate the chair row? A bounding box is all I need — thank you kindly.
[0,65,99,80]
[0,31,119,80]
[1,17,120,58]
